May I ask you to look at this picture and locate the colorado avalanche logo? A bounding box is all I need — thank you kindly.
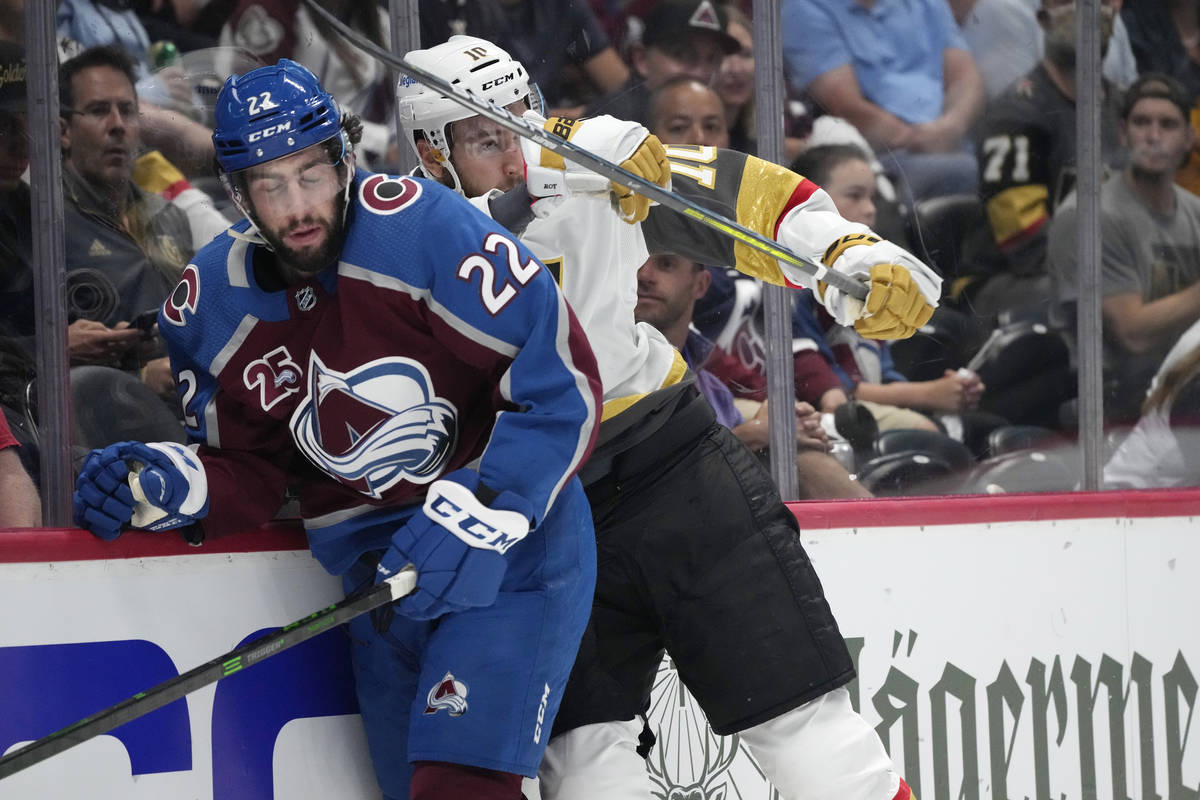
[162,264,200,327]
[359,174,422,215]
[289,353,457,498]
[424,671,469,717]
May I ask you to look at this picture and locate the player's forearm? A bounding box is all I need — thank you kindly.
[478,305,601,518]
[192,446,289,539]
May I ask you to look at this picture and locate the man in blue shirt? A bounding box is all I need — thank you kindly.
[783,0,985,203]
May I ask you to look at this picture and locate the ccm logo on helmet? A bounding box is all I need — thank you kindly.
[247,121,293,142]
[481,73,514,91]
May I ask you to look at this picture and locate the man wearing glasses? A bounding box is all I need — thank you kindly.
[59,44,192,396]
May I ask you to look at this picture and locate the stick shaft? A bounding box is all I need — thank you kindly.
[0,566,416,780]
[299,0,868,301]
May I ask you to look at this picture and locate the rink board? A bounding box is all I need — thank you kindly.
[0,490,1198,800]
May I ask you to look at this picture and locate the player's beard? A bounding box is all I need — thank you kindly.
[262,213,345,279]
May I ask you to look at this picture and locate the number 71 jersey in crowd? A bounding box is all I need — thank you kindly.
[158,171,600,572]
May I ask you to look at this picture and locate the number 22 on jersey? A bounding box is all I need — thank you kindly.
[457,232,540,314]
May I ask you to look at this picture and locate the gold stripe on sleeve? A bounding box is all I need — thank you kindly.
[732,156,806,286]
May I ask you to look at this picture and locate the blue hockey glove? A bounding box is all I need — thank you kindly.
[376,468,533,621]
[73,441,209,541]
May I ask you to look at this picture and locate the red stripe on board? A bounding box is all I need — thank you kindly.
[788,487,1200,529]
[0,522,308,563]
[3,488,1200,563]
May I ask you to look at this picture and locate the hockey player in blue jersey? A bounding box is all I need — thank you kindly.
[71,59,603,800]
[398,36,938,800]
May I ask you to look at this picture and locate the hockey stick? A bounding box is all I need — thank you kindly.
[0,564,417,781]
[299,0,868,302]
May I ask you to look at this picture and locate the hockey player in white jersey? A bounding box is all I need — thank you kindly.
[399,36,939,800]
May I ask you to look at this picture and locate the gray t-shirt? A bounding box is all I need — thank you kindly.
[1049,173,1200,305]
[1048,172,1200,416]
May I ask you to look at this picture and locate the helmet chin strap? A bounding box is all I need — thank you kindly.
[220,172,270,247]
[334,153,355,226]
[443,160,466,195]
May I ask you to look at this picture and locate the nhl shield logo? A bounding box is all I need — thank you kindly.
[295,285,317,311]
[424,671,469,716]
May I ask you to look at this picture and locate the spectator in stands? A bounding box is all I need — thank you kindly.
[131,0,227,53]
[647,75,729,148]
[1048,72,1200,423]
[58,0,153,76]
[59,45,193,398]
[969,0,1123,315]
[417,0,629,116]
[220,0,395,168]
[952,0,1042,100]
[635,251,872,498]
[790,144,985,429]
[953,0,1134,99]
[1104,316,1200,488]
[0,41,146,443]
[1127,1,1200,196]
[1122,0,1200,103]
[712,3,808,161]
[583,0,739,124]
[0,44,33,450]
[0,66,35,477]
[714,4,755,152]
[0,410,38,526]
[0,3,215,182]
[782,0,985,203]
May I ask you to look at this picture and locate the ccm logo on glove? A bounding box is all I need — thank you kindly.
[424,479,531,554]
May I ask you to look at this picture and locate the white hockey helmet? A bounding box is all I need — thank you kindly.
[397,35,539,193]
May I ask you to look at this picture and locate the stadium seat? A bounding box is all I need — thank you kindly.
[968,318,1074,429]
[985,424,1061,458]
[956,448,1078,494]
[855,450,960,496]
[872,428,974,471]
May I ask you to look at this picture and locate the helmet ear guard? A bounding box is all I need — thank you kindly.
[397,35,539,193]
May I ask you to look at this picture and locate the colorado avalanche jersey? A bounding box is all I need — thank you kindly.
[158,171,600,573]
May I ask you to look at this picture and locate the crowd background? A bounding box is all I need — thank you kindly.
[5,0,1197,526]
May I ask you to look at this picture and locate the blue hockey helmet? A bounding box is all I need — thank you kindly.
[212,59,345,175]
